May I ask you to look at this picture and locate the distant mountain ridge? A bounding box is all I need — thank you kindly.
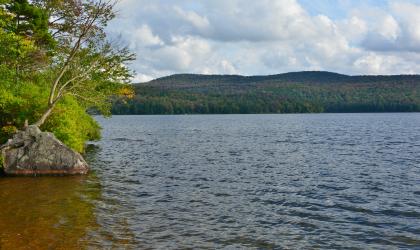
[140,71,420,87]
[113,71,420,115]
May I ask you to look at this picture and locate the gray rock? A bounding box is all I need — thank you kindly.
[1,125,88,176]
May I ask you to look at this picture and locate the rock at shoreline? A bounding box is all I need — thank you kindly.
[1,125,89,176]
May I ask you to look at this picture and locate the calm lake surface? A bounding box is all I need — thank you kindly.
[1,114,420,249]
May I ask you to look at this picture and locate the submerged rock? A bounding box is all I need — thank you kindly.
[0,125,88,176]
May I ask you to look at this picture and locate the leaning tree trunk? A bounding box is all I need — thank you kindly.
[34,104,55,127]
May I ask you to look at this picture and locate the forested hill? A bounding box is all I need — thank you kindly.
[143,71,420,86]
[112,71,420,114]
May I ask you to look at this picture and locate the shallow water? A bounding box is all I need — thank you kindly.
[1,114,420,249]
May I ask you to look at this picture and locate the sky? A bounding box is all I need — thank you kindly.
[106,0,420,82]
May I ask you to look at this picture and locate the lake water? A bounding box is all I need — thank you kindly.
[1,114,420,249]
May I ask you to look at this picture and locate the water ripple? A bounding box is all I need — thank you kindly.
[87,114,420,249]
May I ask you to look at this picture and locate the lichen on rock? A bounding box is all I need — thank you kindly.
[0,125,89,176]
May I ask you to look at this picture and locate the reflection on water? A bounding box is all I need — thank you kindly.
[91,114,420,249]
[0,146,136,249]
[0,176,97,249]
[1,114,420,249]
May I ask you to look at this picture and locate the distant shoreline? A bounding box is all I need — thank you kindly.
[107,112,420,116]
[112,71,420,115]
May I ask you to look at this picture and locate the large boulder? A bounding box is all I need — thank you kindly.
[1,125,88,176]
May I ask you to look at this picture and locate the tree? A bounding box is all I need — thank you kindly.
[1,0,53,78]
[33,0,134,126]
[0,0,46,134]
[0,0,135,152]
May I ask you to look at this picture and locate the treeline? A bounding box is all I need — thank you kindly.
[112,72,420,115]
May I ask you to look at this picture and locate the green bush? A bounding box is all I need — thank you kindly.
[0,79,101,153]
[43,96,101,153]
[0,0,132,155]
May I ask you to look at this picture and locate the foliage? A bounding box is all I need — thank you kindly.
[1,125,17,141]
[112,72,420,115]
[32,0,134,126]
[43,96,101,153]
[1,0,53,74]
[0,75,102,152]
[6,0,53,45]
[0,0,134,152]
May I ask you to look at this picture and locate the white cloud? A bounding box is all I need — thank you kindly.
[339,16,368,43]
[132,25,164,47]
[173,7,210,32]
[379,15,400,40]
[133,73,154,83]
[108,0,420,81]
[391,2,420,48]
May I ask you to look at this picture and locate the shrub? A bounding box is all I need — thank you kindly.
[43,96,101,153]
[0,81,102,153]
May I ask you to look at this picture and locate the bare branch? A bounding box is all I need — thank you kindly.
[34,0,134,127]
[55,56,102,99]
[48,4,103,105]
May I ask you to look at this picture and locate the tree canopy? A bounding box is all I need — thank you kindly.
[0,0,135,152]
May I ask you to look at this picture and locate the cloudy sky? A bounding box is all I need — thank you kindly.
[106,0,420,82]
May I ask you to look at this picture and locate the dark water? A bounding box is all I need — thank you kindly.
[1,114,420,249]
